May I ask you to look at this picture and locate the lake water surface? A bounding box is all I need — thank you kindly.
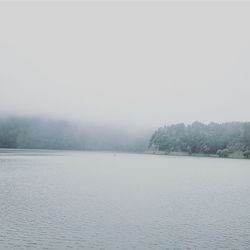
[0,149,250,249]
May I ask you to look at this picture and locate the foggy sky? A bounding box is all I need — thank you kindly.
[0,2,250,129]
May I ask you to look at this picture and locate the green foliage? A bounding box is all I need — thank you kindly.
[149,122,250,159]
[243,150,250,159]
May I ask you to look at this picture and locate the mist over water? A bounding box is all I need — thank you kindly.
[0,116,152,152]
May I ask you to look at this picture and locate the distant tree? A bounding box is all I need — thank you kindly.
[243,150,250,159]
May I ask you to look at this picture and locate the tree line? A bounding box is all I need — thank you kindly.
[149,122,250,159]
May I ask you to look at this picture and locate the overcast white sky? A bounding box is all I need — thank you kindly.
[0,2,250,129]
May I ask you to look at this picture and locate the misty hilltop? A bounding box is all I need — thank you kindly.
[0,117,150,152]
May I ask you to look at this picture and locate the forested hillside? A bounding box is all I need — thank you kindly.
[0,117,149,152]
[149,122,250,159]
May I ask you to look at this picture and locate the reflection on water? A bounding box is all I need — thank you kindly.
[0,149,250,249]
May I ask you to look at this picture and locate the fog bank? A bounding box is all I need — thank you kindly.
[1,2,250,128]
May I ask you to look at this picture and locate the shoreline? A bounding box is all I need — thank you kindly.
[0,147,249,160]
[144,150,250,160]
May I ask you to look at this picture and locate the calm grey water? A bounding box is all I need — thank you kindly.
[0,149,250,249]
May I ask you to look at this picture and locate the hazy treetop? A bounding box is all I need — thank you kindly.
[0,2,249,129]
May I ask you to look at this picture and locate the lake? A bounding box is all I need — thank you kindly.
[0,149,250,249]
